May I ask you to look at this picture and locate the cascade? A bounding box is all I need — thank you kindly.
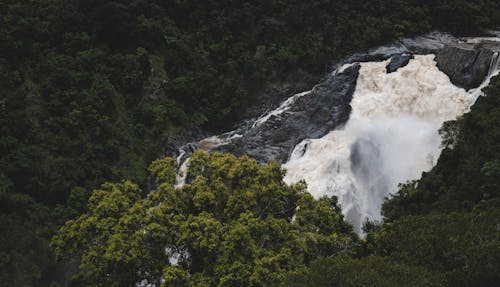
[488,52,499,77]
[174,34,500,233]
[469,52,500,98]
[283,53,500,233]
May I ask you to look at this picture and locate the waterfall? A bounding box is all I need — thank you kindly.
[469,52,499,101]
[488,52,499,77]
[283,54,498,233]
[173,34,500,233]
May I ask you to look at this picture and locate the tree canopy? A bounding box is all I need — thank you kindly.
[52,151,356,286]
[1,1,500,285]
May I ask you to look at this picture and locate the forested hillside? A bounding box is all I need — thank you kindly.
[1,1,499,286]
[50,75,500,287]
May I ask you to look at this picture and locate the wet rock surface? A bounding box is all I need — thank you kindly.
[386,53,414,73]
[220,64,360,163]
[400,32,458,54]
[175,32,500,164]
[436,45,494,90]
[238,69,322,125]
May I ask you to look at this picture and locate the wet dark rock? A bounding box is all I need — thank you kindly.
[165,126,209,158]
[386,53,414,73]
[176,32,500,165]
[393,32,500,90]
[436,44,494,90]
[400,32,458,54]
[239,69,322,125]
[220,64,360,163]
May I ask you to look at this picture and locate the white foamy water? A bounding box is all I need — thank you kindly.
[283,54,493,233]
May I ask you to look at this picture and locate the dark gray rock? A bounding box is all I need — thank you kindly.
[479,41,500,53]
[400,32,458,54]
[218,64,360,163]
[435,44,494,90]
[386,53,414,73]
[176,32,500,165]
[238,69,321,125]
[165,126,210,158]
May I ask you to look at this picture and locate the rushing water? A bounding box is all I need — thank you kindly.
[283,54,499,232]
[175,38,500,233]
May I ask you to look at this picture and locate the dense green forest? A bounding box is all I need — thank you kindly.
[52,152,357,286]
[52,74,500,286]
[1,0,500,286]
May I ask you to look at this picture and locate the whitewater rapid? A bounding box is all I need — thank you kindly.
[174,34,500,234]
[283,54,499,232]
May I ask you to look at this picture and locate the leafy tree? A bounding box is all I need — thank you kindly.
[373,209,499,287]
[0,192,59,286]
[1,1,500,285]
[52,152,356,286]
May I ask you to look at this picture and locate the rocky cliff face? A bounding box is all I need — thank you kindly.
[436,45,494,90]
[218,64,360,163]
[175,32,500,166]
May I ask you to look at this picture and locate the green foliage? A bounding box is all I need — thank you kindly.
[149,157,179,185]
[0,192,57,286]
[373,209,499,287]
[1,1,499,285]
[162,266,189,287]
[376,75,500,286]
[284,255,444,287]
[52,152,356,286]
[2,0,499,206]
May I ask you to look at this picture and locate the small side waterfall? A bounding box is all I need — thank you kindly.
[488,52,499,77]
[468,52,499,104]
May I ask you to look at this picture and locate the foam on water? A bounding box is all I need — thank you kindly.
[283,54,492,232]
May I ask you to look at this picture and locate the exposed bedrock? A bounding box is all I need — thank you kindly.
[435,45,494,90]
[386,53,414,73]
[177,32,500,165]
[219,64,360,163]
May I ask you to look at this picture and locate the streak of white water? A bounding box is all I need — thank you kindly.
[469,52,500,99]
[252,61,359,129]
[283,54,496,233]
[175,158,190,188]
[332,63,357,75]
[198,131,243,151]
[175,87,312,187]
[252,90,312,128]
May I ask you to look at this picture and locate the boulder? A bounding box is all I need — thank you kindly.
[435,44,494,90]
[386,53,414,73]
